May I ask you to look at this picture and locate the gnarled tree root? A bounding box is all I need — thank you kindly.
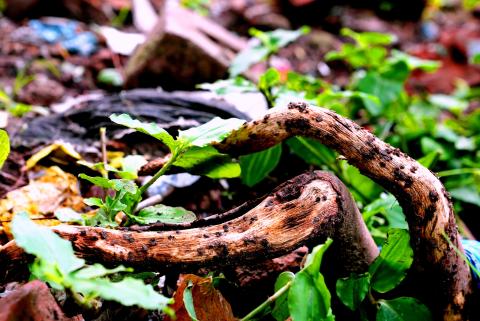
[0,171,377,279]
[1,103,474,320]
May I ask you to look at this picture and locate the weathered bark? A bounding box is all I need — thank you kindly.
[0,103,473,320]
[0,171,377,282]
[212,103,472,321]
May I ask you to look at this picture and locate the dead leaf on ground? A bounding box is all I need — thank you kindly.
[0,166,85,239]
[165,274,237,321]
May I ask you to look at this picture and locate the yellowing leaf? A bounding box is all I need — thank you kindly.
[26,142,82,170]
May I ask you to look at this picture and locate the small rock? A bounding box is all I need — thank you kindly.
[0,280,83,321]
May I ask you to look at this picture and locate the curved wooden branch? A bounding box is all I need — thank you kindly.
[1,103,473,320]
[1,171,377,283]
[213,103,473,321]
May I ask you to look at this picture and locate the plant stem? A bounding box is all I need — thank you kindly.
[137,153,178,198]
[240,281,292,321]
[99,127,108,179]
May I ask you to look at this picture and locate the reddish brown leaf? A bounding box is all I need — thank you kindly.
[165,274,237,321]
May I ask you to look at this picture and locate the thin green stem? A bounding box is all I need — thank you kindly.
[441,231,480,279]
[240,281,292,321]
[138,153,177,196]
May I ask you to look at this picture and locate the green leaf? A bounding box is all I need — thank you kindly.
[0,129,9,169]
[197,77,257,95]
[79,174,138,194]
[272,271,295,321]
[341,28,396,47]
[449,186,480,207]
[135,204,196,225]
[121,155,148,179]
[336,273,370,311]
[97,68,124,86]
[69,276,171,310]
[84,197,104,207]
[229,45,269,77]
[110,114,176,151]
[178,117,245,147]
[240,144,282,187]
[174,146,241,179]
[356,71,405,106]
[287,137,337,167]
[417,151,440,169]
[54,208,86,225]
[376,297,432,321]
[369,229,413,293]
[288,238,334,321]
[11,213,85,275]
[288,271,334,321]
[73,264,131,279]
[183,281,200,321]
[389,50,440,72]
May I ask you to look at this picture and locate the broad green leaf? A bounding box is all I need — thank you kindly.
[272,271,295,321]
[174,146,241,178]
[178,117,245,147]
[287,137,336,167]
[54,208,86,225]
[341,162,382,202]
[73,264,131,279]
[336,273,370,311]
[288,271,334,321]
[135,204,196,225]
[369,229,413,293]
[0,129,10,169]
[376,297,432,321]
[356,71,404,106]
[197,77,257,95]
[362,194,407,230]
[70,276,171,310]
[11,213,85,274]
[183,281,200,321]
[239,144,282,187]
[110,114,176,151]
[288,238,334,321]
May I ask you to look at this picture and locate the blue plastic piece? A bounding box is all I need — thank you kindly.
[28,19,98,56]
[461,239,480,290]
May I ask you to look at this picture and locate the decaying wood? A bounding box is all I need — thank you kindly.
[0,102,473,320]
[0,171,378,278]
[124,2,247,90]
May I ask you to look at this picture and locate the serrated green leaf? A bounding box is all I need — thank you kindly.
[135,204,196,225]
[110,114,176,151]
[272,271,295,321]
[369,229,413,293]
[0,129,10,169]
[178,117,245,147]
[336,273,370,311]
[376,297,432,321]
[239,144,282,187]
[11,213,85,274]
